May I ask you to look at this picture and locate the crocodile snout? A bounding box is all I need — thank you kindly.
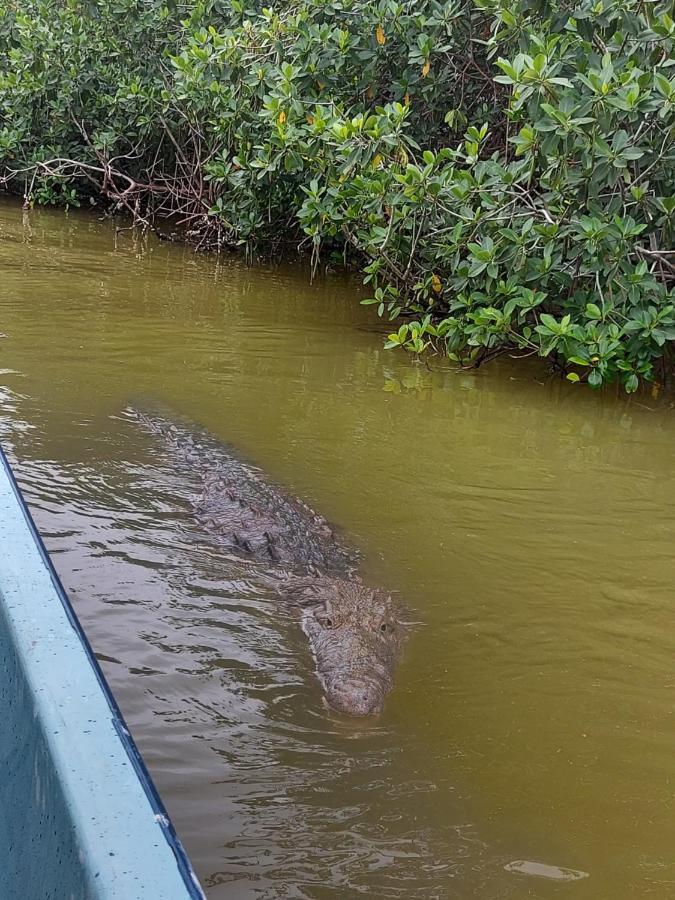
[326,679,385,717]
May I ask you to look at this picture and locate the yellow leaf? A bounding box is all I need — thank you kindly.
[371,153,383,169]
[306,114,314,125]
[403,92,410,106]
[277,110,286,125]
[366,85,374,100]
[431,273,442,294]
[421,60,430,77]
[376,24,385,45]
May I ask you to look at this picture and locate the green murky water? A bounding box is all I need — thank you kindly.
[1,199,675,898]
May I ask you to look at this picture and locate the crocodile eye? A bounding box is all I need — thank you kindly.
[380,623,388,633]
[325,617,333,628]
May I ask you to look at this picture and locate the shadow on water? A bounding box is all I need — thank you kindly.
[1,200,675,897]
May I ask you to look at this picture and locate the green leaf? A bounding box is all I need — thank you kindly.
[539,313,558,330]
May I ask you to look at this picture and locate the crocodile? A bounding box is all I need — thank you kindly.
[133,410,405,716]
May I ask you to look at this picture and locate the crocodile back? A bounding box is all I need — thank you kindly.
[133,409,357,574]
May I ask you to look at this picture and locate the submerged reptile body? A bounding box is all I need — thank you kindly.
[135,410,404,716]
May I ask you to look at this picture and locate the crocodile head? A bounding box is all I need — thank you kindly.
[283,575,404,716]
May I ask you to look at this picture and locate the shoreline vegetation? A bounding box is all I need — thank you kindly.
[1,0,674,391]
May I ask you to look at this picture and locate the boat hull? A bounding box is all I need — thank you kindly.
[0,446,203,899]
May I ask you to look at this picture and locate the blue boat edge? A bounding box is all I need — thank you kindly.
[0,443,206,899]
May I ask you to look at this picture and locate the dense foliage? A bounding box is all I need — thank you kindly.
[1,0,675,390]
